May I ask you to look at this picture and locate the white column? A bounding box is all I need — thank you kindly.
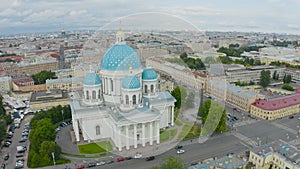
[125,125,129,150]
[73,119,80,142]
[149,122,153,145]
[134,124,137,148]
[171,106,174,126]
[156,121,160,144]
[118,127,122,151]
[142,123,145,147]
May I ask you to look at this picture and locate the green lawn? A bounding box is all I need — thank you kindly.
[175,119,184,126]
[78,141,113,154]
[160,129,177,142]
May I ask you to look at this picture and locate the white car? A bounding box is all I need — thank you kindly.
[96,161,106,166]
[134,153,143,159]
[177,149,185,154]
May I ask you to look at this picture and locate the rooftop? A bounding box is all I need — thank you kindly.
[252,90,300,110]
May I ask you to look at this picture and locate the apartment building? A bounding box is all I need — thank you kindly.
[250,90,300,120]
[206,78,264,112]
[46,77,83,92]
[0,76,12,93]
[146,57,207,90]
[249,140,300,169]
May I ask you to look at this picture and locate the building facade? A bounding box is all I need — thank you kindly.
[250,89,300,120]
[71,30,176,151]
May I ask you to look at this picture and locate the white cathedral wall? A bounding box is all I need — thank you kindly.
[81,117,116,142]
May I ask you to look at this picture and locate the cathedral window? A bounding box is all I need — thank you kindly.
[96,125,100,135]
[86,90,89,99]
[98,89,101,99]
[133,95,136,105]
[126,95,129,105]
[151,84,154,93]
[92,90,96,99]
[144,85,148,93]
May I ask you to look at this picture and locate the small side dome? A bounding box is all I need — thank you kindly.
[83,72,101,85]
[142,68,158,80]
[122,75,140,89]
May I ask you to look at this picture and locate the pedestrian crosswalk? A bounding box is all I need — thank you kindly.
[233,132,258,148]
[271,122,297,135]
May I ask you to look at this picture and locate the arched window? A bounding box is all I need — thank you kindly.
[144,85,148,93]
[126,95,129,105]
[92,91,96,99]
[151,84,154,93]
[132,95,136,105]
[96,125,100,135]
[98,89,101,99]
[86,90,89,99]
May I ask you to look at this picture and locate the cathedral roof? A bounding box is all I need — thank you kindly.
[100,44,142,71]
[83,72,101,85]
[121,75,140,89]
[142,68,158,80]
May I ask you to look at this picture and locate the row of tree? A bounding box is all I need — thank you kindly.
[219,56,263,66]
[271,40,300,47]
[198,100,228,134]
[31,70,57,85]
[0,96,13,144]
[270,61,300,70]
[217,45,264,58]
[170,86,195,110]
[28,105,71,168]
[151,156,185,169]
[179,52,205,70]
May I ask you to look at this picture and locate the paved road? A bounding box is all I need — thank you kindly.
[2,116,30,169]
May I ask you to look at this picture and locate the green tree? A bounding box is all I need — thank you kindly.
[39,141,61,161]
[283,73,287,83]
[198,100,228,134]
[29,118,56,152]
[161,156,185,169]
[272,70,277,80]
[282,84,294,91]
[286,74,292,83]
[171,86,187,109]
[260,70,271,88]
[0,118,7,143]
[31,70,57,85]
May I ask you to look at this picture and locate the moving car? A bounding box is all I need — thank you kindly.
[4,154,9,161]
[177,149,185,154]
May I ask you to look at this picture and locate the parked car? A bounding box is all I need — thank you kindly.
[289,116,294,119]
[1,164,5,169]
[87,162,96,168]
[96,161,106,166]
[125,156,133,160]
[175,145,183,150]
[116,157,125,162]
[145,156,155,161]
[106,160,114,164]
[134,153,143,159]
[76,165,85,169]
[177,149,185,154]
[4,154,9,160]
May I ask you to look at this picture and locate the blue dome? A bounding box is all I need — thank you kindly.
[83,72,101,85]
[100,44,142,71]
[122,75,141,89]
[142,68,158,80]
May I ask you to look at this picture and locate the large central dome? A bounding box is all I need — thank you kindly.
[100,44,142,71]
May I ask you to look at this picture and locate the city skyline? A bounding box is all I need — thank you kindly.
[1,0,300,35]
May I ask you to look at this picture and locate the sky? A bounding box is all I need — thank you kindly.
[1,0,300,35]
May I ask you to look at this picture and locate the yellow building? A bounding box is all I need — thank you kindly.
[250,90,300,120]
[249,140,300,169]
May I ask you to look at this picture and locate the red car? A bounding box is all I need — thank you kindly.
[116,157,125,162]
[76,165,84,169]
